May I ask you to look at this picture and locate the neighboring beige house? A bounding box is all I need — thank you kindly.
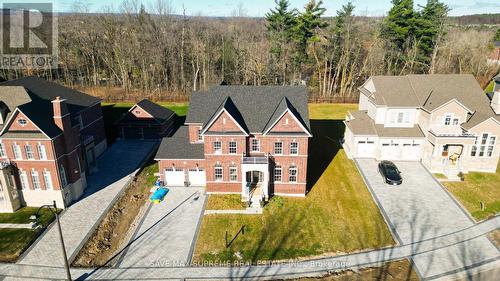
[344,74,500,179]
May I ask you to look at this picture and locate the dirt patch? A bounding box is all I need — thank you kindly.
[72,162,157,267]
[288,259,419,281]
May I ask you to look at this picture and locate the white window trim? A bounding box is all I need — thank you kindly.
[229,166,238,182]
[13,143,22,160]
[471,132,496,158]
[214,165,223,181]
[25,144,35,160]
[43,169,53,190]
[20,170,29,190]
[31,170,41,190]
[288,166,298,183]
[290,141,298,155]
[59,165,68,187]
[213,141,222,154]
[251,139,260,152]
[274,141,283,155]
[274,166,282,182]
[0,142,5,158]
[229,141,237,154]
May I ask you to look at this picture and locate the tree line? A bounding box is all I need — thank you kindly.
[1,0,499,101]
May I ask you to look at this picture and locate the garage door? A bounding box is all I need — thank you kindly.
[380,143,401,160]
[188,169,206,186]
[401,143,422,160]
[165,168,185,186]
[357,140,376,158]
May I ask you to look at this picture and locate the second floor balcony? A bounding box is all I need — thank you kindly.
[242,153,269,165]
[429,125,475,138]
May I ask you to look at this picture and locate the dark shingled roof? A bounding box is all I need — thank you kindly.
[0,76,102,138]
[0,76,101,114]
[202,96,249,133]
[155,126,204,159]
[186,86,310,134]
[135,99,176,124]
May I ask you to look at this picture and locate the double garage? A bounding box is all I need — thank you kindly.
[355,137,424,161]
[164,168,206,187]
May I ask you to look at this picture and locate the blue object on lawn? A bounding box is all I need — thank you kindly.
[155,179,162,187]
[150,187,169,203]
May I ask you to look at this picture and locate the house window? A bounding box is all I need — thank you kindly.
[290,142,298,155]
[251,139,260,152]
[214,164,223,181]
[289,166,297,183]
[25,145,34,160]
[274,165,282,182]
[31,170,41,190]
[471,145,477,157]
[472,133,496,157]
[452,118,459,125]
[20,171,29,190]
[59,165,68,187]
[229,141,237,154]
[12,144,22,159]
[17,118,27,126]
[444,115,452,125]
[229,166,237,181]
[43,170,53,190]
[213,141,222,154]
[0,143,5,157]
[274,142,283,155]
[197,129,203,141]
[37,144,47,160]
[487,136,496,157]
[397,112,404,123]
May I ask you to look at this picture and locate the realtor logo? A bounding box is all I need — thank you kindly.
[0,2,58,69]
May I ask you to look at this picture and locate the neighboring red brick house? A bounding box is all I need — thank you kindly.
[115,99,177,139]
[155,86,311,204]
[0,77,107,212]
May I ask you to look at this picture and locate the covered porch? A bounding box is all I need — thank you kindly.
[241,154,270,206]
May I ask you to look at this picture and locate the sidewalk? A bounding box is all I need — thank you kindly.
[18,140,157,267]
[1,215,498,280]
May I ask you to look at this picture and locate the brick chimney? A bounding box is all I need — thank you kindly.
[52,96,71,131]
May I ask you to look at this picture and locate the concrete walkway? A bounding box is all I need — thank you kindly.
[355,159,500,280]
[0,216,498,280]
[115,187,206,267]
[18,140,157,267]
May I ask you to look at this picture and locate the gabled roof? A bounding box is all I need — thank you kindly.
[262,97,311,136]
[186,86,310,135]
[201,96,249,134]
[134,99,176,124]
[361,74,499,131]
[0,76,101,114]
[0,76,101,138]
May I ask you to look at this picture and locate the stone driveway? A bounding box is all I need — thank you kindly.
[18,140,157,267]
[115,187,206,267]
[355,159,499,280]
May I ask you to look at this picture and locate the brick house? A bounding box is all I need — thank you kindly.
[155,86,311,204]
[115,99,177,139]
[344,74,500,179]
[0,77,107,212]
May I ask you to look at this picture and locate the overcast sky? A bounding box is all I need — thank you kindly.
[51,0,500,17]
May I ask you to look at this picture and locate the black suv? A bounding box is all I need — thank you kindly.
[378,161,402,185]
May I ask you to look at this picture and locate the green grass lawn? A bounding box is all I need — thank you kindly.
[443,164,500,221]
[193,104,394,263]
[0,207,56,262]
[206,194,246,210]
[308,103,357,120]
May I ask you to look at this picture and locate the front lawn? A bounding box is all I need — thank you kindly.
[0,207,56,262]
[193,104,394,263]
[443,164,500,221]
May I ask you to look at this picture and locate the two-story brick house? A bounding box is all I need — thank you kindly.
[0,77,107,212]
[344,74,500,179]
[155,86,311,204]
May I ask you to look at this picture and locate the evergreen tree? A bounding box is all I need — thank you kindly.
[265,0,297,83]
[415,0,449,70]
[381,0,417,54]
[293,0,328,67]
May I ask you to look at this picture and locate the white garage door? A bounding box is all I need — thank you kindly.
[357,140,376,158]
[380,143,401,160]
[188,169,206,186]
[401,143,422,160]
[165,168,185,186]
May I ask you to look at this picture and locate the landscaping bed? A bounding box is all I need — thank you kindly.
[72,161,158,267]
[193,104,394,263]
[206,194,246,210]
[443,164,500,221]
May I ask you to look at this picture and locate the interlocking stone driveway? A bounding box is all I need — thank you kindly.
[18,140,157,267]
[355,159,500,280]
[116,187,206,267]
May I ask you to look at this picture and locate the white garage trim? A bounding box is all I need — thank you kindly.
[188,169,206,186]
[165,168,185,186]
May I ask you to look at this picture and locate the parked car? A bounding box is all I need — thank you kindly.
[378,161,402,185]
